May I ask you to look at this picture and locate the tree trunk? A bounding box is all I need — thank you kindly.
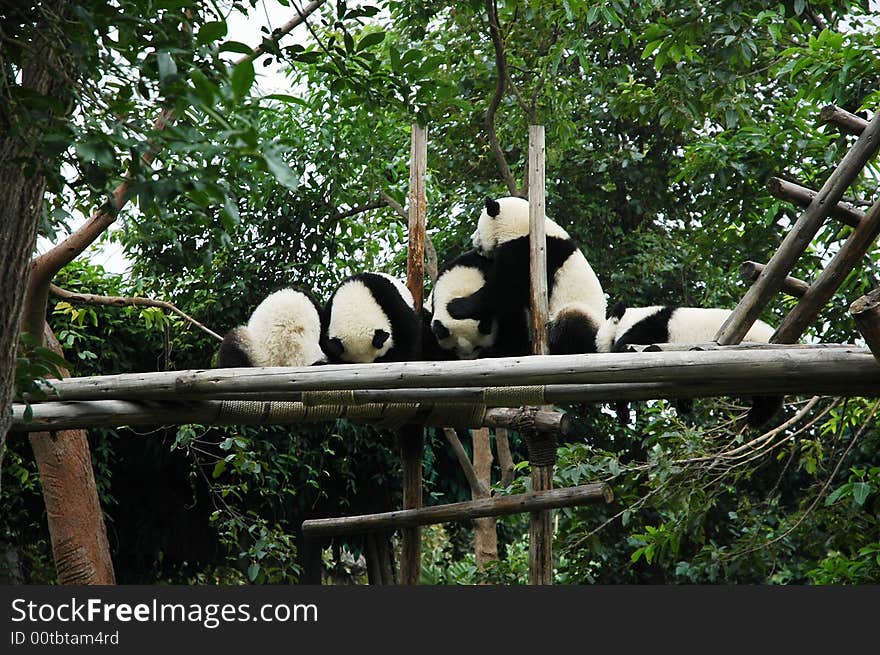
[26,326,116,584]
[471,428,498,568]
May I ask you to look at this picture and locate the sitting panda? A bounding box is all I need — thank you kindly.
[427,249,499,359]
[217,287,326,368]
[321,272,420,363]
[597,302,782,427]
[471,196,606,356]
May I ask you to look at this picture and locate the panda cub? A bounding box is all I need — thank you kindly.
[217,288,326,368]
[321,272,420,364]
[472,196,606,356]
[427,249,498,359]
[597,302,782,427]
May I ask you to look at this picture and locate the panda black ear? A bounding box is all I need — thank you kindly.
[432,320,451,339]
[323,336,344,359]
[610,301,628,320]
[484,196,500,217]
[372,329,391,349]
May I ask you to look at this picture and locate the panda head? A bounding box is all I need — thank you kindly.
[471,196,570,256]
[431,315,496,359]
[322,274,410,364]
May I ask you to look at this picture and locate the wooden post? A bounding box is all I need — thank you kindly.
[527,124,555,585]
[399,123,428,585]
[850,288,880,364]
[715,109,880,345]
[773,197,880,343]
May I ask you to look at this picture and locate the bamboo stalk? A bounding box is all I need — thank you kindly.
[850,288,880,364]
[820,104,869,136]
[715,109,880,345]
[29,347,878,402]
[773,197,880,343]
[739,261,810,298]
[300,483,613,537]
[766,177,865,228]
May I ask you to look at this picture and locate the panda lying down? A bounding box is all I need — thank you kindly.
[597,302,783,428]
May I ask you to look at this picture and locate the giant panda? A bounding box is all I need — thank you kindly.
[597,302,782,427]
[471,196,606,356]
[217,287,326,368]
[321,272,420,364]
[427,249,499,359]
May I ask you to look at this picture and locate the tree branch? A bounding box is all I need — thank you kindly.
[484,0,519,196]
[22,1,328,340]
[494,427,515,487]
[50,284,223,341]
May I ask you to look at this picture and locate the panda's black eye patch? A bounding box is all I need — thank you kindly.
[372,329,390,348]
[432,320,451,339]
[478,318,494,335]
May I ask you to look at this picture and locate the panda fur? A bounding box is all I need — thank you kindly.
[321,272,420,363]
[598,302,782,427]
[428,249,498,359]
[472,196,606,356]
[217,288,326,368]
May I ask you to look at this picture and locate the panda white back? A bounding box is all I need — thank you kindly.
[217,288,325,368]
[245,289,325,367]
[430,253,497,359]
[667,307,775,344]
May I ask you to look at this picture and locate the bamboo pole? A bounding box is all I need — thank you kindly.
[527,124,555,585]
[850,288,880,364]
[714,109,880,345]
[739,261,810,298]
[300,483,613,537]
[30,347,879,401]
[820,104,869,136]
[773,197,880,343]
[400,122,428,586]
[766,177,865,228]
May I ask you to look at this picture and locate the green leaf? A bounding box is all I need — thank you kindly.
[157,51,177,81]
[357,31,385,51]
[247,562,260,581]
[232,59,256,100]
[197,20,227,46]
[212,459,227,478]
[219,41,254,55]
[852,482,871,506]
[262,149,299,191]
[221,196,240,231]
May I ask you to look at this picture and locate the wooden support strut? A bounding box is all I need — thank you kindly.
[820,104,869,136]
[850,288,880,364]
[300,483,613,538]
[715,107,880,345]
[739,261,810,298]
[767,177,865,228]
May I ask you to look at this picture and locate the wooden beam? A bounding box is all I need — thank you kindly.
[31,347,880,401]
[739,261,810,298]
[850,288,880,364]
[300,483,613,537]
[767,177,865,228]
[820,104,869,136]
[714,109,880,345]
[14,369,880,432]
[773,197,880,343]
